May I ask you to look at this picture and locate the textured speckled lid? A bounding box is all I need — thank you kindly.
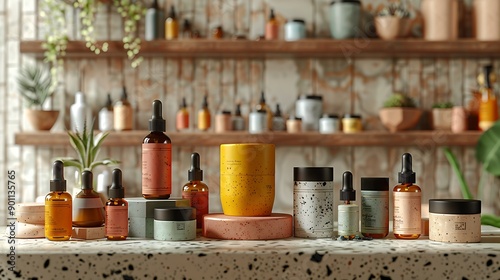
[154,207,196,221]
[429,199,481,215]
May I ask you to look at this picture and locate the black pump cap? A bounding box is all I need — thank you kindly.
[235,103,242,116]
[108,169,125,198]
[270,9,276,20]
[169,5,176,18]
[180,97,187,109]
[484,65,493,88]
[121,86,128,100]
[81,170,93,190]
[149,100,166,132]
[50,160,67,192]
[398,153,416,184]
[259,91,266,103]
[274,104,282,117]
[188,153,203,181]
[105,93,113,107]
[202,95,208,108]
[340,171,356,201]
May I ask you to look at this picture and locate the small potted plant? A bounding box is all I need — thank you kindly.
[379,92,422,132]
[375,2,411,40]
[431,102,453,130]
[17,64,59,131]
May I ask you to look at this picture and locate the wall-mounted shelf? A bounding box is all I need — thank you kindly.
[19,40,500,59]
[14,131,481,147]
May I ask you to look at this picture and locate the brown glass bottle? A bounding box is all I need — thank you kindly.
[142,100,172,199]
[106,169,128,240]
[182,153,209,230]
[45,160,72,241]
[73,170,105,227]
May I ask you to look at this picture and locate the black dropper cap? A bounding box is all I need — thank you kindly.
[180,97,187,109]
[235,103,242,116]
[121,86,128,101]
[149,100,166,132]
[274,104,282,117]
[398,153,416,184]
[270,9,276,20]
[340,171,356,201]
[169,5,176,18]
[50,160,67,192]
[151,0,159,9]
[201,95,208,109]
[105,93,113,108]
[108,169,125,198]
[81,170,93,190]
[188,152,203,181]
[259,91,266,104]
[183,19,191,29]
[484,65,493,89]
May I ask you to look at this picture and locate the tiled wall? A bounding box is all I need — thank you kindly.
[1,0,499,225]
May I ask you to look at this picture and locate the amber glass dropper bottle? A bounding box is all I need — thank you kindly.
[106,169,128,240]
[182,152,209,231]
[198,95,211,131]
[45,160,72,241]
[393,153,421,240]
[256,91,273,130]
[142,100,172,199]
[73,170,105,227]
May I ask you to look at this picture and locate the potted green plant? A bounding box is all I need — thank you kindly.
[444,121,500,227]
[17,64,59,131]
[375,2,411,40]
[59,121,119,194]
[379,92,422,132]
[431,102,453,130]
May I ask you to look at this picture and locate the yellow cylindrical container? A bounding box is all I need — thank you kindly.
[220,144,275,216]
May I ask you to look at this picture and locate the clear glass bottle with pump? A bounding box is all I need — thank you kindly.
[114,87,133,131]
[98,93,114,132]
[165,5,178,40]
[176,97,189,131]
[256,91,273,131]
[198,95,211,131]
[337,171,359,240]
[142,100,172,199]
[145,0,164,41]
[393,153,421,240]
[478,65,498,131]
[73,170,105,227]
[272,104,286,131]
[182,153,209,231]
[106,169,128,241]
[45,160,72,241]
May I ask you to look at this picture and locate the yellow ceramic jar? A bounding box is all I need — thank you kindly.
[220,143,275,216]
[342,114,362,133]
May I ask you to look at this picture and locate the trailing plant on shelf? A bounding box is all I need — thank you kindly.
[74,0,109,55]
[443,121,500,227]
[113,0,146,68]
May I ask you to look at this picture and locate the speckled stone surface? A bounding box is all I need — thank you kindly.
[2,227,500,279]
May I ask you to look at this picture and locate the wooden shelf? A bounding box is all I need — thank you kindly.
[14,131,481,147]
[19,39,500,59]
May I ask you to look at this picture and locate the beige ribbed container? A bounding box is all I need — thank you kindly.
[421,0,459,40]
[475,0,500,40]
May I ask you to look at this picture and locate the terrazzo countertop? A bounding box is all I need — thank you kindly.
[2,227,500,279]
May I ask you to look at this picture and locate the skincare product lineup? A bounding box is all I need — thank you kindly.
[44,99,482,243]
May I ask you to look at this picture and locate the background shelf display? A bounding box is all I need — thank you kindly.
[14,131,482,147]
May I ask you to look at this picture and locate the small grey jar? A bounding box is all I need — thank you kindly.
[329,0,361,39]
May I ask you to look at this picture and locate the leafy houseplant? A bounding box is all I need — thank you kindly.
[379,93,422,132]
[375,2,412,40]
[444,121,500,227]
[431,102,453,130]
[17,65,59,130]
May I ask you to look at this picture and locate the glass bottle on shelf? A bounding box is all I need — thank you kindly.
[478,65,498,131]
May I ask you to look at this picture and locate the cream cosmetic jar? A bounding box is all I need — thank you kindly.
[154,207,196,241]
[429,199,481,243]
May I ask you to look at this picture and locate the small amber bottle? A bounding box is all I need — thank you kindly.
[265,9,279,40]
[114,86,133,131]
[393,153,421,240]
[182,19,193,39]
[176,97,189,131]
[73,170,105,227]
[142,100,172,199]
[256,91,273,130]
[478,65,498,131]
[198,95,211,131]
[45,160,72,241]
[165,5,179,40]
[182,153,209,231]
[106,169,128,241]
[212,25,224,39]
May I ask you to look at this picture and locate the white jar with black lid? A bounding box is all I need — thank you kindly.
[154,207,196,241]
[295,95,323,131]
[319,114,339,134]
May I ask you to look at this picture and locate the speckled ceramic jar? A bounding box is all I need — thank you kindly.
[154,207,196,241]
[220,144,275,216]
[293,167,334,238]
[429,199,481,243]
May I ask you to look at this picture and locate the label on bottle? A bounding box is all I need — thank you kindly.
[114,105,133,130]
[142,143,172,196]
[361,191,389,234]
[73,197,103,209]
[105,205,128,237]
[393,192,421,235]
[337,204,359,236]
[45,200,72,237]
[182,190,208,229]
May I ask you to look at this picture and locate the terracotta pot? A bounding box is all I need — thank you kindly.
[431,108,453,130]
[25,109,59,131]
[375,16,411,40]
[379,108,422,133]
